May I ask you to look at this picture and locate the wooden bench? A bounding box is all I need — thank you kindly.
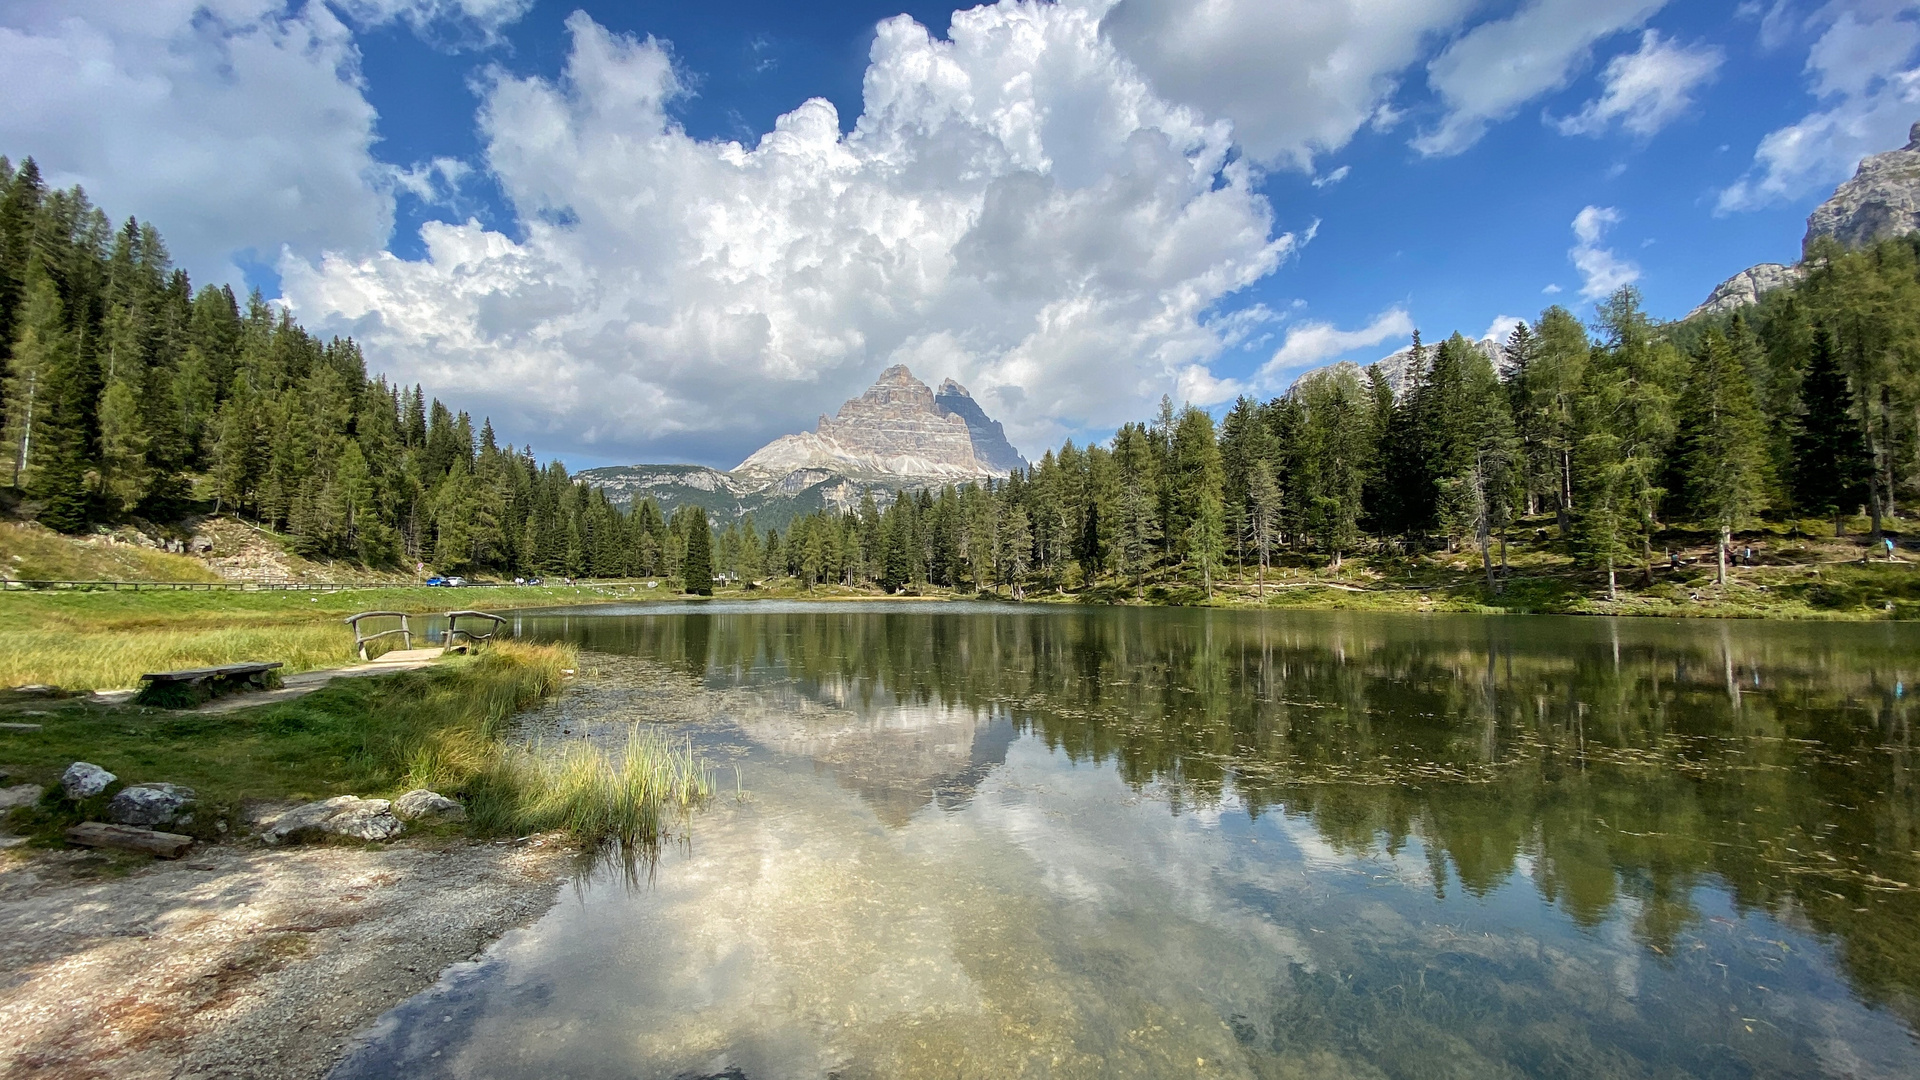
[135,661,283,708]
[445,610,506,652]
[345,611,414,661]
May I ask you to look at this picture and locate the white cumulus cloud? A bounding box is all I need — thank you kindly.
[1555,30,1723,137]
[1257,307,1414,386]
[1481,314,1524,344]
[1414,0,1668,156]
[1100,0,1478,169]
[0,0,394,284]
[334,0,532,39]
[282,3,1295,466]
[1569,205,1640,300]
[1718,1,1920,212]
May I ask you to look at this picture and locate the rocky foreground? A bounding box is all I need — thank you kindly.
[0,836,567,1080]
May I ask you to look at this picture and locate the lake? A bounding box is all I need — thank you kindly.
[335,602,1920,1079]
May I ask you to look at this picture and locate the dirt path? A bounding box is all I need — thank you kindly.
[0,837,569,1080]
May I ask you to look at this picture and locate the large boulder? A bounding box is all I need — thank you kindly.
[260,796,404,845]
[107,783,197,828]
[393,789,466,823]
[61,762,116,800]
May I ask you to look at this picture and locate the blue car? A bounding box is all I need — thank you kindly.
[424,576,448,586]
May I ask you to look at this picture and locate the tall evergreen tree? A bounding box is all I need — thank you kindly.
[683,507,714,595]
[1676,328,1770,584]
[1789,326,1872,535]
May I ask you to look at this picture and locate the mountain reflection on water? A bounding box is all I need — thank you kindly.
[335,604,1920,1080]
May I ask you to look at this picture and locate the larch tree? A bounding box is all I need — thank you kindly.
[1677,328,1770,585]
[1246,458,1281,596]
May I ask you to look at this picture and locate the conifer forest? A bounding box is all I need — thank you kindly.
[2,156,1914,595]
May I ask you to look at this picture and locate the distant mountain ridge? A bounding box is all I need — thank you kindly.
[579,366,1028,529]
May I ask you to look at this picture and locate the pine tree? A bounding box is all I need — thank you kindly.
[682,507,714,595]
[1789,326,1871,535]
[1677,329,1770,585]
[4,267,65,490]
[1246,458,1280,596]
[1297,366,1370,567]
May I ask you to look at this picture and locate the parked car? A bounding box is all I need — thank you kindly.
[424,576,447,586]
[446,576,467,587]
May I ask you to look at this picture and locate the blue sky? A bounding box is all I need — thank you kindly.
[4,1,1915,469]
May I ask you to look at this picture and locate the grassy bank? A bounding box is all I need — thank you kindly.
[0,521,223,584]
[0,582,653,690]
[0,642,712,848]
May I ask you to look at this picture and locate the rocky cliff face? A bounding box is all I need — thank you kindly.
[934,379,1027,474]
[735,365,1024,480]
[1805,122,1920,256]
[1688,121,1920,319]
[1686,263,1804,321]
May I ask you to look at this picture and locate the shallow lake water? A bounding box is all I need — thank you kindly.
[333,603,1920,1079]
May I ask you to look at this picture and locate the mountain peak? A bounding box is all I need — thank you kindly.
[734,366,1026,479]
[1803,118,1920,257]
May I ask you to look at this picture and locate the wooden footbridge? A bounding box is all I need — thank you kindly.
[124,609,510,711]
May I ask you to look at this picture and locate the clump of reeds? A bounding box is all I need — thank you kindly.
[469,727,715,848]
[0,624,354,690]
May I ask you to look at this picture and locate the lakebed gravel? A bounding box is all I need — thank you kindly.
[0,835,569,1080]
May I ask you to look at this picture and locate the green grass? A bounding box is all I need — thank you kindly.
[0,521,222,583]
[0,583,648,690]
[0,641,713,849]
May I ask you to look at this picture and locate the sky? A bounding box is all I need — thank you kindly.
[3,1,1917,470]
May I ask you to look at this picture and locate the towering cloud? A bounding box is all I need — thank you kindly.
[281,2,1294,465]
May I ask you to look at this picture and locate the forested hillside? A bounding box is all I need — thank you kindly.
[0,156,698,579]
[733,236,1916,600]
[2,151,1913,595]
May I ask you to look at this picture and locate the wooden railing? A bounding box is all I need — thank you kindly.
[345,611,414,660]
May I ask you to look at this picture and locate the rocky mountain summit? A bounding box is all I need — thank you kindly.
[736,366,1022,481]
[1686,263,1805,320]
[1690,121,1920,318]
[579,366,1028,528]
[1804,122,1920,255]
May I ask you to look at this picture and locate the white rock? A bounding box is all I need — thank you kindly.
[260,796,404,845]
[107,783,197,827]
[61,762,116,800]
[0,783,43,811]
[393,789,466,822]
[1686,262,1805,320]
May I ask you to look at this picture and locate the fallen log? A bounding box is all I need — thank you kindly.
[65,822,193,858]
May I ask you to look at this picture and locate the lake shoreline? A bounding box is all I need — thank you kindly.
[0,832,570,1079]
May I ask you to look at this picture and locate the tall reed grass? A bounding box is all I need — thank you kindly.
[0,624,355,689]
[468,729,716,848]
[362,642,714,847]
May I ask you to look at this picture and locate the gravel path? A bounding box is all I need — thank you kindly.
[0,837,569,1080]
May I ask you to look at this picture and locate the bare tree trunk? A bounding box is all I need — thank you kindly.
[1606,555,1617,601]
[1558,448,1574,552]
[1717,524,1729,586]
